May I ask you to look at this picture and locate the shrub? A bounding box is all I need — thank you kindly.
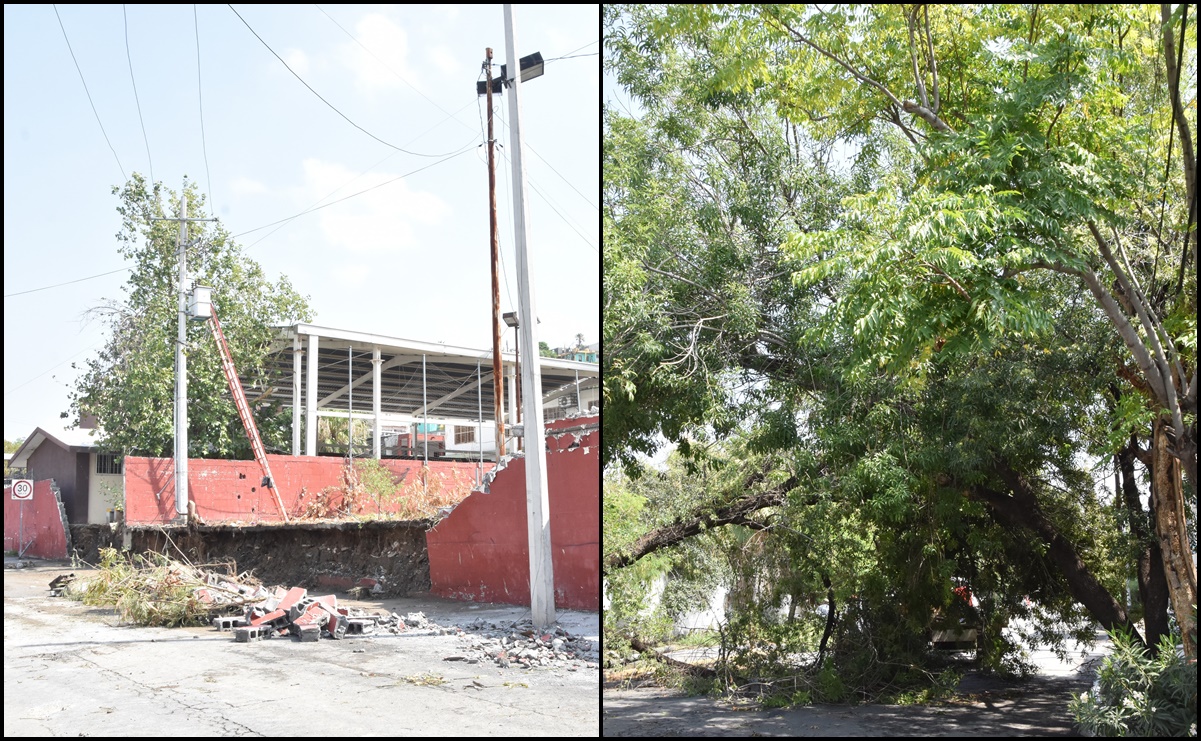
[1069,627,1197,737]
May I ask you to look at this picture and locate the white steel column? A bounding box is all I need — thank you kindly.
[372,348,382,459]
[174,189,189,519]
[507,362,518,445]
[292,335,303,456]
[505,4,555,628]
[305,333,319,456]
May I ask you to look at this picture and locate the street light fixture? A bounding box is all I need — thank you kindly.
[476,52,544,95]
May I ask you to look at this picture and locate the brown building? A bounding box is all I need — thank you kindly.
[8,421,123,525]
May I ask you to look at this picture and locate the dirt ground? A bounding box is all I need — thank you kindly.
[4,558,599,737]
[603,639,1107,737]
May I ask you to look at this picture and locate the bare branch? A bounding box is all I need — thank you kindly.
[1034,258,1169,406]
[1162,4,1196,224]
[902,99,954,133]
[907,6,929,110]
[923,5,940,113]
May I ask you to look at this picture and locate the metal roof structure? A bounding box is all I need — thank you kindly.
[243,324,598,457]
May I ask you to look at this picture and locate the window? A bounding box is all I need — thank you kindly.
[454,426,475,445]
[96,452,123,475]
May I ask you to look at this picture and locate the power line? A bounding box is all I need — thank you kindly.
[545,52,598,62]
[494,108,597,253]
[232,146,476,241]
[493,100,597,212]
[195,5,215,216]
[548,39,598,60]
[4,266,134,298]
[54,4,127,182]
[315,4,478,138]
[124,5,154,184]
[228,4,469,158]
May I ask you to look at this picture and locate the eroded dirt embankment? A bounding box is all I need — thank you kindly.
[69,520,431,596]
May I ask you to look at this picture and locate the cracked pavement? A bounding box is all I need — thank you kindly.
[5,560,599,736]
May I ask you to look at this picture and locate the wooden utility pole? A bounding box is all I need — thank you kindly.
[486,47,506,457]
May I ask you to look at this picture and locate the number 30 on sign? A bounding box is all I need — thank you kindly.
[11,479,33,501]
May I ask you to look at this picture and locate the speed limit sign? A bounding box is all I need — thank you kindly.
[11,479,33,501]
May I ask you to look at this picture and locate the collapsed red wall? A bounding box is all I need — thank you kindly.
[124,455,481,525]
[3,480,70,559]
[426,416,599,611]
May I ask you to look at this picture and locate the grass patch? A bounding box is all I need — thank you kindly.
[397,673,446,687]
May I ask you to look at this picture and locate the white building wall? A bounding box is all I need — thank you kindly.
[86,453,124,524]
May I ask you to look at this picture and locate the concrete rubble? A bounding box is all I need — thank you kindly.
[52,562,600,670]
[195,574,405,643]
[438,616,601,672]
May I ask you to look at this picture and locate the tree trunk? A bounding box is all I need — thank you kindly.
[1118,438,1171,653]
[973,463,1144,645]
[816,575,836,667]
[1151,417,1198,658]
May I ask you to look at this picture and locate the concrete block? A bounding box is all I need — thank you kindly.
[234,624,275,642]
[250,609,287,627]
[326,613,348,640]
[293,601,330,628]
[276,586,308,613]
[213,615,248,631]
[287,597,316,622]
[296,624,320,642]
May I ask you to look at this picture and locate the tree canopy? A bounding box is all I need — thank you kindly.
[603,2,1197,691]
[67,175,313,459]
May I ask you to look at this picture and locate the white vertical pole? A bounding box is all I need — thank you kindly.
[373,348,382,459]
[174,186,189,519]
[504,3,555,628]
[507,362,518,448]
[306,334,319,455]
[422,353,429,496]
[477,359,484,485]
[576,369,582,414]
[292,334,302,456]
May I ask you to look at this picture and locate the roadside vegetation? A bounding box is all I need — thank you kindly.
[603,2,1197,720]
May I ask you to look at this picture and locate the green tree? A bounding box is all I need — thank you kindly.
[606,3,1196,659]
[538,341,555,358]
[67,175,313,459]
[3,438,23,479]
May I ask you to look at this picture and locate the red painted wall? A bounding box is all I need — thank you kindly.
[426,416,599,611]
[123,455,481,525]
[4,480,71,559]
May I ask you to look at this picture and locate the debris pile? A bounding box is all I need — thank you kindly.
[63,548,264,627]
[442,617,601,671]
[52,549,599,668]
[215,584,404,643]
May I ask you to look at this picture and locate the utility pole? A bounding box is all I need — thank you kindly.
[152,180,214,522]
[176,189,189,520]
[504,4,555,629]
[485,47,506,458]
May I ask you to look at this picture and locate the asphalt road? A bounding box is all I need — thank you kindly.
[5,559,600,736]
[604,624,1111,736]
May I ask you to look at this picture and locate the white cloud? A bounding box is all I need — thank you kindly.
[340,13,418,94]
[333,264,370,287]
[428,45,460,77]
[283,48,309,76]
[300,158,451,255]
[229,176,269,196]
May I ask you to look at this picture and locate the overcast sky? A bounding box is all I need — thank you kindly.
[3,4,599,441]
